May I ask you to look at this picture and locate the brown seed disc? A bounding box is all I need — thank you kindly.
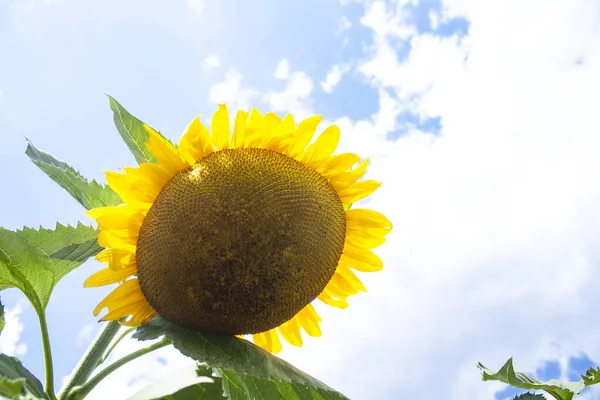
[136,148,346,334]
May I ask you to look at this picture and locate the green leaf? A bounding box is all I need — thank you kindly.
[477,358,585,400]
[0,354,48,399]
[134,318,349,400]
[0,223,101,312]
[217,368,347,400]
[581,366,600,386]
[107,95,158,165]
[0,298,4,336]
[25,139,122,210]
[513,393,547,400]
[130,364,225,400]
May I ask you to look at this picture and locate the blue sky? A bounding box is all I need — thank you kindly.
[2,0,600,399]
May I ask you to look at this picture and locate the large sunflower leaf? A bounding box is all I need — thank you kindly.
[217,368,347,400]
[25,139,122,210]
[107,95,158,165]
[0,223,101,312]
[477,358,585,400]
[0,354,48,399]
[129,364,225,400]
[134,318,348,400]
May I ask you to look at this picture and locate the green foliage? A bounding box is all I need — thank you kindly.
[0,354,48,399]
[25,139,121,210]
[513,393,547,399]
[134,318,349,400]
[0,223,101,313]
[582,367,600,386]
[0,298,5,336]
[129,364,226,400]
[477,357,600,400]
[107,95,159,165]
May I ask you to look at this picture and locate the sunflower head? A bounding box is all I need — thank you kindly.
[86,105,392,353]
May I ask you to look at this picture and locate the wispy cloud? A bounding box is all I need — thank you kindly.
[0,303,27,357]
[186,0,205,14]
[208,68,259,110]
[321,63,351,93]
[202,55,220,72]
[274,59,291,80]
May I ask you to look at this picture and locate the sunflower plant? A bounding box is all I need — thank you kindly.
[0,96,392,400]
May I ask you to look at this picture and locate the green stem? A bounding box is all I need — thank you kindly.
[66,338,170,400]
[58,320,121,400]
[38,311,58,400]
[97,327,135,366]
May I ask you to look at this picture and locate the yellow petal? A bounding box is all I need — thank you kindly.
[318,291,349,309]
[336,265,367,292]
[93,279,143,316]
[346,209,392,230]
[323,278,354,298]
[121,163,173,200]
[288,115,322,157]
[100,299,148,322]
[337,180,381,204]
[340,248,383,272]
[277,316,303,347]
[266,329,282,354]
[143,125,190,173]
[331,273,361,297]
[244,108,265,148]
[252,329,282,353]
[345,232,386,249]
[178,116,215,163]
[319,153,361,174]
[84,264,138,287]
[211,104,231,150]
[104,171,154,205]
[329,159,369,186]
[269,114,296,154]
[232,110,249,148]
[297,304,322,337]
[264,112,282,136]
[347,225,392,241]
[87,204,142,220]
[127,303,158,326]
[95,249,136,270]
[95,212,145,232]
[264,113,291,151]
[300,124,340,166]
[252,332,269,351]
[98,230,137,252]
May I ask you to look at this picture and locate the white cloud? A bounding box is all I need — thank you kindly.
[201,55,220,72]
[264,71,314,119]
[335,16,353,35]
[321,63,351,93]
[207,69,259,111]
[360,0,415,42]
[186,0,205,14]
[0,303,27,357]
[269,1,600,399]
[428,10,439,30]
[206,60,314,118]
[273,59,291,80]
[76,324,96,347]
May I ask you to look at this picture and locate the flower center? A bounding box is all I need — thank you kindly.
[136,148,346,334]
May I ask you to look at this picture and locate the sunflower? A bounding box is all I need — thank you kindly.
[86,105,392,353]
